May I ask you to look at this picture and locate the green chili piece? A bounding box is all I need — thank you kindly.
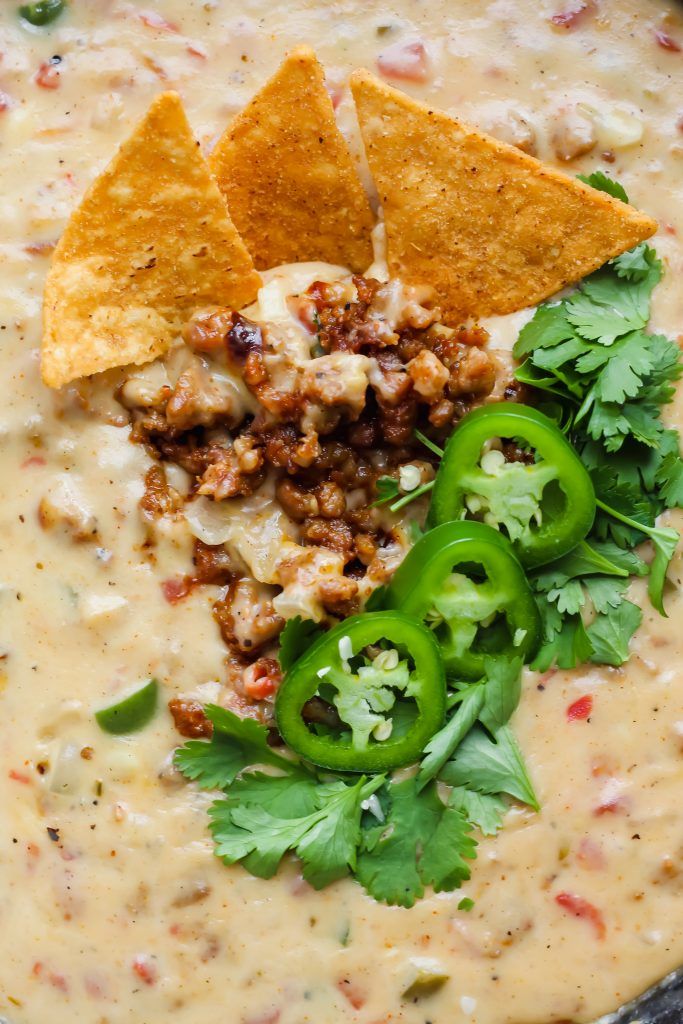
[275,611,446,773]
[95,679,158,735]
[18,0,65,26]
[383,521,541,679]
[428,403,595,567]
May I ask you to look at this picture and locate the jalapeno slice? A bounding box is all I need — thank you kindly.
[428,403,595,567]
[274,611,446,773]
[383,521,540,679]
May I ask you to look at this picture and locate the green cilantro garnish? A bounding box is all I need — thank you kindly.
[355,778,476,907]
[278,616,324,671]
[372,473,435,512]
[440,725,539,810]
[577,170,629,203]
[175,705,487,905]
[514,212,682,667]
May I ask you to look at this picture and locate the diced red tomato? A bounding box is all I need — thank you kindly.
[655,30,681,52]
[48,972,68,993]
[21,455,46,469]
[132,955,157,986]
[244,1011,281,1024]
[567,694,593,721]
[325,81,344,110]
[35,62,60,90]
[377,40,430,82]
[137,10,179,32]
[186,41,207,59]
[577,836,606,870]
[555,891,606,939]
[161,577,191,604]
[337,977,367,1010]
[594,788,630,816]
[550,1,594,29]
[244,675,277,700]
[8,768,31,784]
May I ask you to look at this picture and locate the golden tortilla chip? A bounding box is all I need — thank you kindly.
[209,46,374,272]
[350,70,657,324]
[42,91,260,388]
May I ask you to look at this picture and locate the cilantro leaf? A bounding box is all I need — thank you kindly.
[440,725,539,810]
[648,526,679,616]
[174,705,291,789]
[565,287,645,345]
[611,242,657,282]
[210,776,382,886]
[418,801,477,893]
[219,771,319,817]
[530,607,593,672]
[417,684,485,790]
[355,779,476,907]
[372,475,400,507]
[478,656,523,733]
[513,303,574,359]
[586,600,642,666]
[448,787,506,837]
[583,575,629,613]
[278,616,324,671]
[577,170,629,203]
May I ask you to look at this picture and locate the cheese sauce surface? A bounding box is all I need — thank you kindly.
[1,2,683,1023]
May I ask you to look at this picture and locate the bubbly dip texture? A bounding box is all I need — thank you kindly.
[2,2,683,1024]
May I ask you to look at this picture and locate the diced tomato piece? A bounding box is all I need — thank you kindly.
[161,577,191,604]
[186,41,207,59]
[48,972,68,993]
[8,768,31,784]
[550,1,594,29]
[655,30,681,52]
[577,836,606,870]
[377,40,430,82]
[567,694,593,721]
[137,10,179,32]
[35,62,60,90]
[244,1012,281,1024]
[555,891,606,939]
[244,658,282,701]
[21,455,46,469]
[325,81,344,110]
[132,955,157,986]
[337,977,367,1010]
[244,675,277,700]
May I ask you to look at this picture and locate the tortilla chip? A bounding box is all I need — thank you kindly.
[42,91,260,388]
[209,46,374,272]
[350,70,657,324]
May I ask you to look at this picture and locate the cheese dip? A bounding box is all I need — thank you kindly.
[1,2,683,1024]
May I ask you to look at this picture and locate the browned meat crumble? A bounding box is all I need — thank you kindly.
[118,273,517,724]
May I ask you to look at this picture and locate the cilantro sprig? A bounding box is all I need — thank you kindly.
[513,173,682,667]
[175,657,537,907]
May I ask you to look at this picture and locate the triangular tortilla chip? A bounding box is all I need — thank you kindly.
[209,46,374,272]
[350,70,657,324]
[42,91,261,388]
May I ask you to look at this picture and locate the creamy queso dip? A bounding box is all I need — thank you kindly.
[2,2,683,1023]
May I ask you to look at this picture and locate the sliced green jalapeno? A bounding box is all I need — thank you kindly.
[275,611,446,773]
[383,521,540,679]
[428,403,595,567]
